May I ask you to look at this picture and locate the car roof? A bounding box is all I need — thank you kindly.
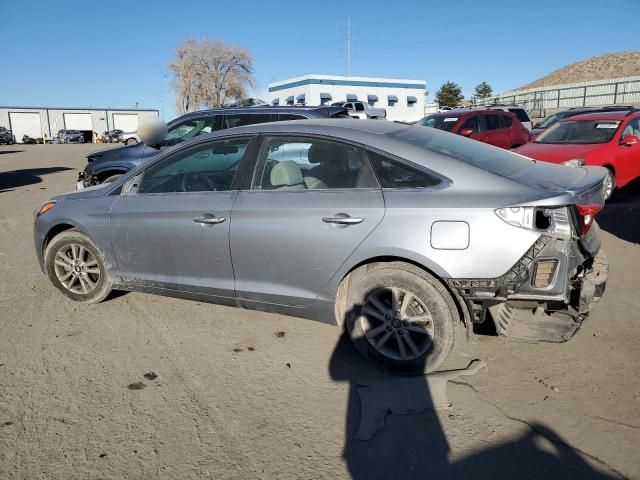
[560,110,639,121]
[425,109,513,117]
[214,118,406,136]
[179,105,345,119]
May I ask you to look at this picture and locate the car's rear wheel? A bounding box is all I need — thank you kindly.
[339,262,459,374]
[44,230,112,304]
[603,168,615,200]
[126,138,138,145]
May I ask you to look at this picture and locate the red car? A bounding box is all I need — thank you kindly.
[417,109,530,149]
[515,110,640,199]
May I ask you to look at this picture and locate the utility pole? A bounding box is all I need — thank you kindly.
[345,17,354,77]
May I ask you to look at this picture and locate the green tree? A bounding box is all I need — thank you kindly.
[473,81,493,100]
[435,81,464,107]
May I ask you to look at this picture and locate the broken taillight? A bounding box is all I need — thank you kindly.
[575,204,603,234]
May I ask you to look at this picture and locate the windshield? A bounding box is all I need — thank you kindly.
[391,125,533,177]
[418,115,460,132]
[538,113,566,129]
[535,120,621,144]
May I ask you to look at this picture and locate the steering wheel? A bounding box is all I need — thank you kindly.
[180,172,217,192]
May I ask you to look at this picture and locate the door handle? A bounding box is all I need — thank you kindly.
[193,215,226,225]
[322,215,364,225]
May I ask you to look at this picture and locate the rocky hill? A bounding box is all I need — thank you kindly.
[518,51,640,90]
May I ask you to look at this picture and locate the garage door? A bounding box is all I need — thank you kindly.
[9,112,42,142]
[113,114,139,133]
[64,113,92,130]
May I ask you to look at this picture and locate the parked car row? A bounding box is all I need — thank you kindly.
[77,105,350,187]
[56,130,86,144]
[0,127,15,144]
[417,105,640,199]
[331,101,387,120]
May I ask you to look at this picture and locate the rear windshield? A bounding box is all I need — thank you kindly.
[535,120,621,144]
[508,108,530,123]
[390,126,533,177]
[417,114,460,132]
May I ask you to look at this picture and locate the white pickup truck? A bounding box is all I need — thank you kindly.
[332,101,387,120]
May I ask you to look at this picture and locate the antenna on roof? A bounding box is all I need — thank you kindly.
[340,17,355,77]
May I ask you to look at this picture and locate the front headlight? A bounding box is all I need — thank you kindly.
[562,158,585,167]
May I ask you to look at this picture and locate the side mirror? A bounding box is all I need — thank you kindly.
[534,122,542,129]
[620,135,639,147]
[459,128,473,137]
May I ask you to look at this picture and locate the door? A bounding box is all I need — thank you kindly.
[481,113,511,148]
[113,113,139,132]
[64,113,92,130]
[9,112,42,141]
[458,114,484,143]
[230,135,385,306]
[616,118,640,186]
[109,135,254,297]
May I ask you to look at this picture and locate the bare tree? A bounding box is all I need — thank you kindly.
[169,38,254,114]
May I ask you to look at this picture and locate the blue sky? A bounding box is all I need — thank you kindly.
[0,0,637,119]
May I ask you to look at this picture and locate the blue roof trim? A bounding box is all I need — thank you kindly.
[269,78,426,92]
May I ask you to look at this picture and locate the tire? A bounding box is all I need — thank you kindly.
[102,173,123,184]
[44,229,112,304]
[126,138,138,145]
[339,262,459,374]
[603,168,616,200]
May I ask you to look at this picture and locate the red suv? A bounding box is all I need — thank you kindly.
[515,110,640,199]
[417,109,530,149]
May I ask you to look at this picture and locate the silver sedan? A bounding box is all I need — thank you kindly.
[33,120,608,373]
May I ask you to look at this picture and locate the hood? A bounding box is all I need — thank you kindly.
[51,183,111,201]
[87,142,144,162]
[514,142,605,164]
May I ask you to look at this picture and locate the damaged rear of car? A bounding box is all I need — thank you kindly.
[391,126,608,343]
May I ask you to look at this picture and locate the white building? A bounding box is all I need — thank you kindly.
[0,106,159,142]
[268,74,426,122]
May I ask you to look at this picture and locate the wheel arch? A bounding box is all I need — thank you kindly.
[43,222,77,253]
[334,254,471,335]
[95,167,129,182]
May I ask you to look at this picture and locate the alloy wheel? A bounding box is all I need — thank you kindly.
[53,244,101,294]
[603,171,614,200]
[359,287,435,361]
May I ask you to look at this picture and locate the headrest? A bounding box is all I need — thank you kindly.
[308,142,341,165]
[270,161,304,187]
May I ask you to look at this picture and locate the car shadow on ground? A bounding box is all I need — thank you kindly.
[0,150,24,155]
[329,301,616,480]
[0,167,72,193]
[598,179,640,244]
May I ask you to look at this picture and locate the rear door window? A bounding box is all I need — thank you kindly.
[278,114,308,121]
[252,136,377,190]
[460,115,481,133]
[499,115,513,128]
[224,114,273,129]
[354,103,365,112]
[483,114,501,130]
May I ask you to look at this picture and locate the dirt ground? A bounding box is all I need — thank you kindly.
[0,144,638,480]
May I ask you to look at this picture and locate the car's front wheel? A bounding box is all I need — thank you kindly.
[339,262,460,374]
[126,138,138,145]
[44,230,112,303]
